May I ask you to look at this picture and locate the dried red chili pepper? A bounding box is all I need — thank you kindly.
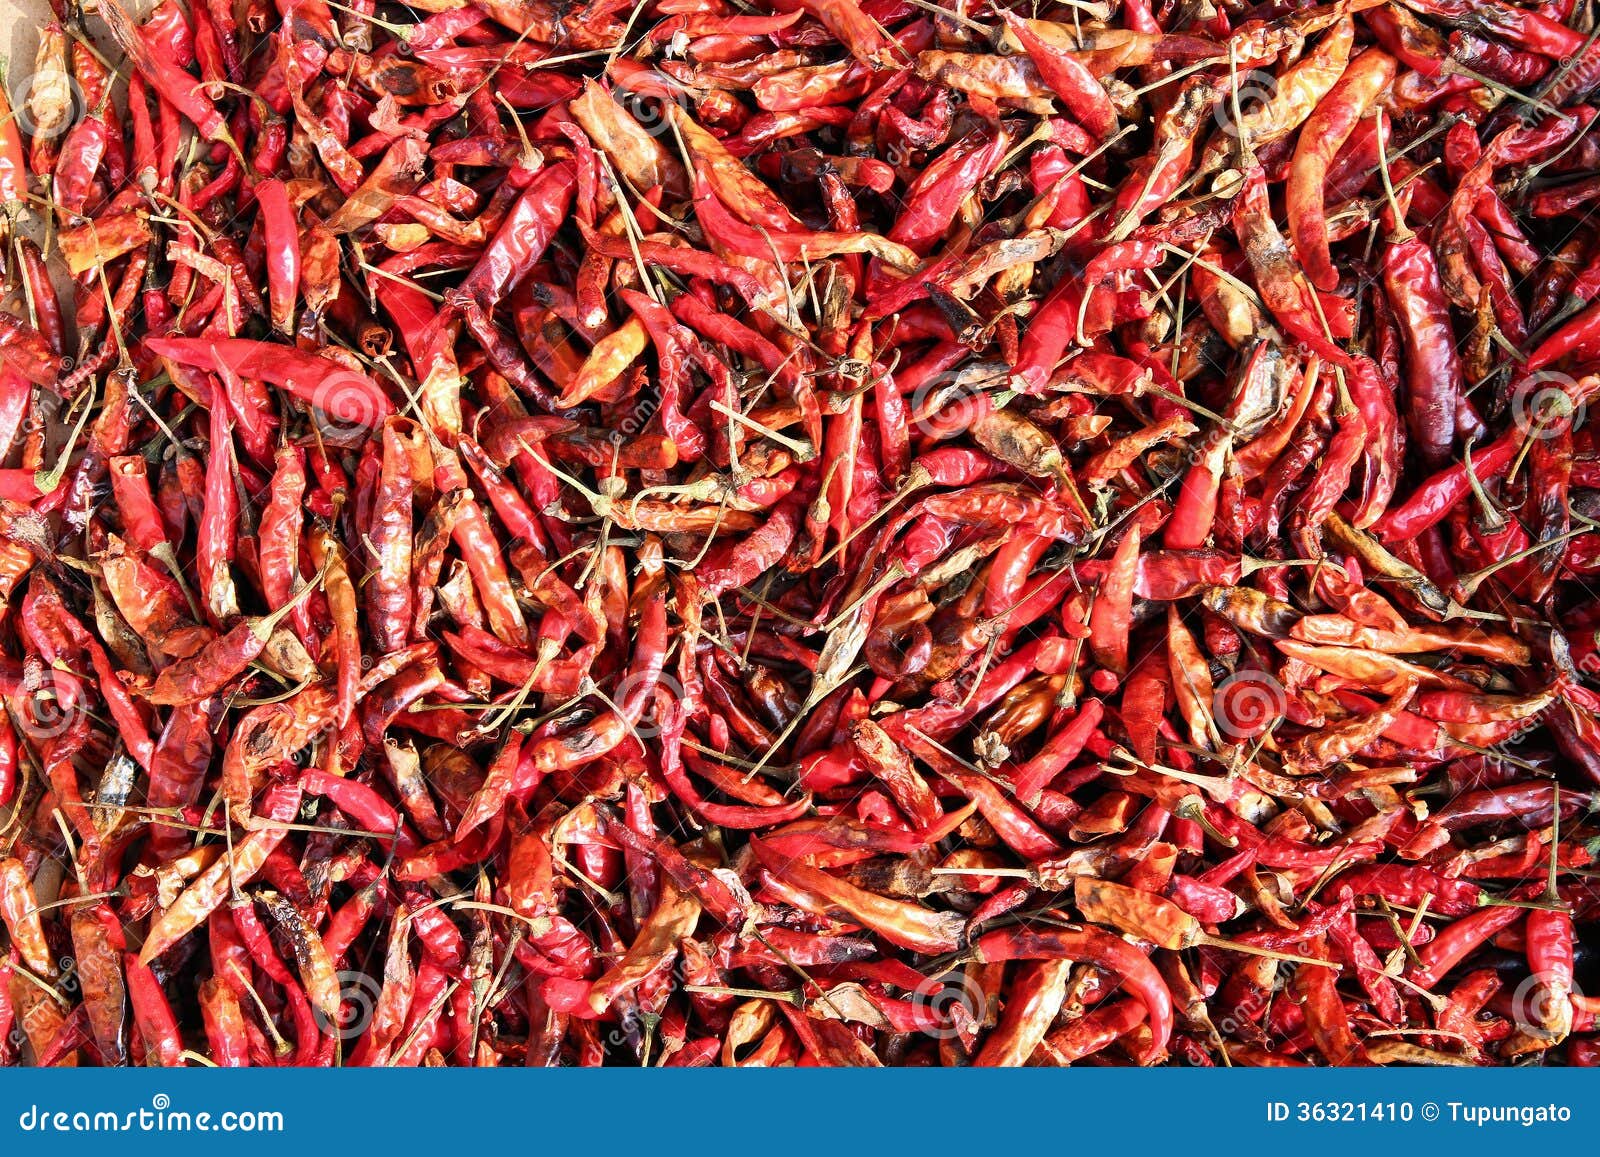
[0,0,1597,1071]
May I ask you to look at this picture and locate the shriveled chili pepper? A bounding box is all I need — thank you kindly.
[0,0,1595,1072]
[1288,49,1396,292]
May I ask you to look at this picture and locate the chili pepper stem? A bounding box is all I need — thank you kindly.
[386,980,459,1067]
[683,984,804,1005]
[1453,517,1599,599]
[1196,935,1339,968]
[144,541,204,620]
[149,190,218,245]
[1238,555,1340,577]
[451,899,552,936]
[475,669,542,736]
[1478,895,1568,912]
[320,0,412,38]
[709,400,815,460]
[1173,796,1238,847]
[23,889,121,917]
[1372,113,1414,244]
[360,262,445,303]
[248,559,331,639]
[233,968,294,1057]
[1381,971,1449,1013]
[197,80,275,120]
[821,563,906,633]
[1445,63,1567,119]
[551,853,621,908]
[1161,245,1266,310]
[903,0,992,33]
[958,630,1001,710]
[1126,56,1229,99]
[1103,748,1232,802]
[1460,440,1508,532]
[1545,783,1562,903]
[34,380,97,495]
[815,469,929,569]
[1520,89,1600,188]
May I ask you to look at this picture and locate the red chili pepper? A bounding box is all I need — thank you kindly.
[0,81,26,208]
[1383,221,1464,469]
[123,954,184,1068]
[255,177,300,335]
[0,312,65,391]
[101,0,236,148]
[148,337,392,428]
[975,925,1174,1063]
[1374,429,1520,542]
[1,0,1596,1072]
[1002,13,1117,139]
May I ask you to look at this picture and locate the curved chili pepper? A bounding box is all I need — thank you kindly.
[974,925,1174,1063]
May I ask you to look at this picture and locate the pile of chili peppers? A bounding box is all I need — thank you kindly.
[4,0,1600,1069]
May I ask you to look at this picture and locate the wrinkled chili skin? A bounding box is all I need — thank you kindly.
[1384,234,1464,469]
[2,0,1600,1073]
